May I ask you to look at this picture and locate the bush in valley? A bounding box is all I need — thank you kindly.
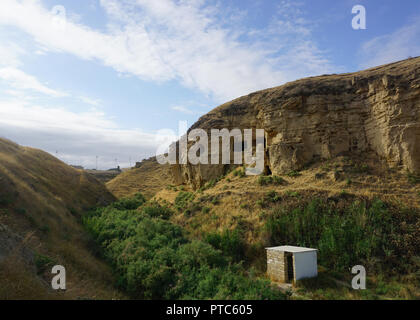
[205,227,246,263]
[264,198,420,275]
[111,192,146,210]
[83,193,285,300]
[141,201,172,220]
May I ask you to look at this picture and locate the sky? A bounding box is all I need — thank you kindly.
[0,0,419,169]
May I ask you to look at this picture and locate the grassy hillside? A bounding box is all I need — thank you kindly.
[107,157,172,199]
[0,138,123,299]
[149,155,420,299]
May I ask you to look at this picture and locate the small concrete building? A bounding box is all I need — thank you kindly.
[266,245,318,283]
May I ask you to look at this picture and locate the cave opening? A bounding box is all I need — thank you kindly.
[264,135,271,175]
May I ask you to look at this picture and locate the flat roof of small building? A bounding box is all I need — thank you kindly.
[266,245,317,253]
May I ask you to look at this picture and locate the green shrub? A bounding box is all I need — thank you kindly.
[264,199,418,273]
[211,196,220,205]
[202,206,211,214]
[141,202,173,220]
[284,190,300,197]
[256,199,265,208]
[184,202,202,217]
[265,190,281,202]
[257,191,282,208]
[205,227,246,262]
[83,200,286,300]
[175,192,195,212]
[233,168,245,178]
[204,179,217,189]
[112,193,146,210]
[407,172,420,185]
[258,175,285,186]
[287,170,301,178]
[34,253,55,274]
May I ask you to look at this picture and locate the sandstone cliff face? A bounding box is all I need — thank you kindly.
[172,57,420,189]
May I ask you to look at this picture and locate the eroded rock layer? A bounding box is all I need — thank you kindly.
[172,57,420,188]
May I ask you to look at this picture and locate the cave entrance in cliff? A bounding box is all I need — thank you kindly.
[264,135,271,175]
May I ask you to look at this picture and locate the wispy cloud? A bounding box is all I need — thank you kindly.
[0,0,334,102]
[360,17,420,68]
[0,67,68,97]
[79,96,101,107]
[0,41,25,68]
[0,99,161,169]
[171,105,198,115]
[0,0,337,168]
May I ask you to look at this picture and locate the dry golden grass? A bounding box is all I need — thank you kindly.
[0,138,124,300]
[84,169,121,183]
[153,155,420,242]
[0,255,56,300]
[107,157,173,199]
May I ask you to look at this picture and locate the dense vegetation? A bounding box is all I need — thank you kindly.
[82,188,419,300]
[83,194,286,300]
[264,198,419,275]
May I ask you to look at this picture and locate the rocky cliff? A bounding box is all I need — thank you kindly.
[172,57,420,189]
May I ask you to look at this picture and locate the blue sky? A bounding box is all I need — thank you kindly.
[0,0,419,169]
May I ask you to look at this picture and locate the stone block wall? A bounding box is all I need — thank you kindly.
[266,249,287,282]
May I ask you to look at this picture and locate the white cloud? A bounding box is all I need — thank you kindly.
[0,0,334,102]
[360,17,420,68]
[274,0,311,36]
[0,99,164,169]
[0,67,67,97]
[0,0,336,168]
[171,105,198,115]
[0,0,172,81]
[0,42,25,68]
[79,96,101,107]
[0,41,66,98]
